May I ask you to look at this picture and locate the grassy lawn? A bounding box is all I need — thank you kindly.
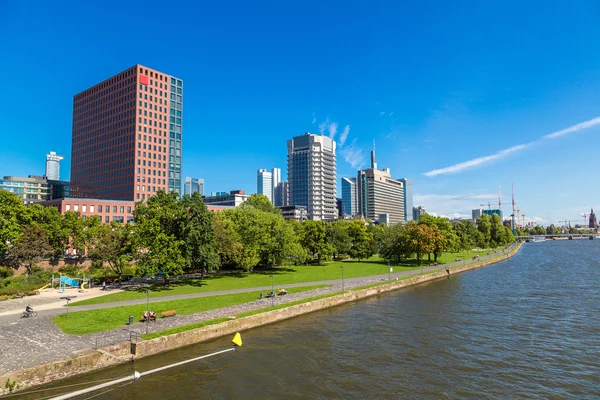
[70,248,508,307]
[53,284,328,335]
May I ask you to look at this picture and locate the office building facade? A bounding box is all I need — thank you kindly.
[356,150,405,224]
[1,175,70,204]
[71,64,183,201]
[257,169,273,202]
[45,152,64,181]
[203,190,250,207]
[273,181,288,207]
[287,133,337,221]
[399,178,413,221]
[413,206,426,221]
[184,177,204,196]
[341,177,357,217]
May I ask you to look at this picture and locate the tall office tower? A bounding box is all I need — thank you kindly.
[398,178,413,221]
[357,149,405,224]
[273,181,288,207]
[271,168,281,194]
[413,206,426,221]
[257,169,273,202]
[341,177,357,217]
[71,64,183,201]
[45,151,64,181]
[184,177,204,196]
[287,133,337,221]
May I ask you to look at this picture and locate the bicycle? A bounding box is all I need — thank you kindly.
[21,311,37,318]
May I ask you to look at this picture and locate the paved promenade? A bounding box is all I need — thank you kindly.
[0,245,517,375]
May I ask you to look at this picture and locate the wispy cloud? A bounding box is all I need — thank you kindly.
[319,118,330,135]
[423,116,600,177]
[424,144,529,177]
[543,116,600,139]
[389,112,394,117]
[328,122,338,140]
[380,111,385,115]
[339,125,350,146]
[340,138,365,169]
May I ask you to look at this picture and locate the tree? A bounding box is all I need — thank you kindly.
[7,225,53,274]
[27,205,65,258]
[213,213,243,267]
[489,214,505,248]
[326,221,351,259]
[298,220,333,264]
[240,194,279,214]
[419,215,458,262]
[133,190,188,285]
[181,193,219,277]
[88,222,134,283]
[346,220,373,261]
[476,214,492,248]
[405,222,438,266]
[367,224,386,255]
[380,223,412,263]
[533,225,546,235]
[0,190,28,256]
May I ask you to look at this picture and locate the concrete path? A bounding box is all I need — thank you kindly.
[0,244,517,375]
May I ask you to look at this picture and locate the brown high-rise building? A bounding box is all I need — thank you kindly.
[71,64,183,201]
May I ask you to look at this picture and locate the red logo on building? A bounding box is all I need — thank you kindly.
[140,75,149,85]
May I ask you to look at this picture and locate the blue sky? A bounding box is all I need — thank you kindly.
[2,1,600,225]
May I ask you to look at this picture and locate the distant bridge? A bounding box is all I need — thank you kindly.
[515,234,599,241]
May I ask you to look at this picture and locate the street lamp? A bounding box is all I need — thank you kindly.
[269,275,274,306]
[340,265,344,291]
[145,289,149,335]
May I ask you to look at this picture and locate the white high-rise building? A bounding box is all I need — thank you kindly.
[184,177,204,196]
[257,169,273,202]
[287,133,337,221]
[45,151,64,181]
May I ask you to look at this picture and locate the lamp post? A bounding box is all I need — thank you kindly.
[340,265,344,291]
[145,290,149,335]
[269,275,274,306]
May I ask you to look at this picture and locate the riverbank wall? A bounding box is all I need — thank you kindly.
[1,242,522,395]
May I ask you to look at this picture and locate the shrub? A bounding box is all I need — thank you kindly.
[0,266,13,279]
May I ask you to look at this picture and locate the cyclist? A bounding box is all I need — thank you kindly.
[25,305,33,316]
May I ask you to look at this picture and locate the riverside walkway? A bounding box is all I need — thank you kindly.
[0,244,518,375]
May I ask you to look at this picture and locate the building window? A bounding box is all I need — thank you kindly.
[105,216,109,223]
[65,204,71,211]
[113,206,117,213]
[82,205,87,213]
[98,205,102,212]
[74,205,79,212]
[90,205,95,213]
[127,206,131,213]
[120,206,124,213]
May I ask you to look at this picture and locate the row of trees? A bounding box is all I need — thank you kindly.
[0,190,515,283]
[380,213,515,265]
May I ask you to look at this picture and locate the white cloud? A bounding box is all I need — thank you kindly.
[318,118,330,135]
[424,144,529,177]
[380,111,385,115]
[328,122,338,140]
[311,117,316,124]
[340,138,365,169]
[543,116,600,139]
[424,115,600,177]
[339,125,350,146]
[389,112,394,117]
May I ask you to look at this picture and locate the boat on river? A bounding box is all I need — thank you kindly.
[526,236,546,243]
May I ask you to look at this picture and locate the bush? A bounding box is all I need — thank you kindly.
[0,267,13,279]
[0,269,52,295]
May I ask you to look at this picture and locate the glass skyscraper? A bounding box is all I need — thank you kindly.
[341,177,357,217]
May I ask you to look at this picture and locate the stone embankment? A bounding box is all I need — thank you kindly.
[0,243,522,395]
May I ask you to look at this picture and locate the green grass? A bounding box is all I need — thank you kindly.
[69,247,511,307]
[52,285,328,335]
[140,318,233,340]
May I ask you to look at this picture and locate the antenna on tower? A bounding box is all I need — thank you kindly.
[498,184,502,211]
[511,184,515,216]
[371,140,377,170]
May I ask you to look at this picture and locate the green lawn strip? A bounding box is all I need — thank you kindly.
[70,249,506,307]
[140,318,233,340]
[53,285,328,335]
[138,250,519,341]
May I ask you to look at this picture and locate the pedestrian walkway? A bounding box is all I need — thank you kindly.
[0,244,518,375]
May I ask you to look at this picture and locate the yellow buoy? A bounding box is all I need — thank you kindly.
[231,332,242,347]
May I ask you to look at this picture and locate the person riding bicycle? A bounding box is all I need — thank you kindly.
[25,305,33,315]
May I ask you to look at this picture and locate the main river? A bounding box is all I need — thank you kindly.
[26,240,600,399]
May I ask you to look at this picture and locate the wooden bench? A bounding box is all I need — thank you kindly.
[27,290,40,296]
[161,310,176,318]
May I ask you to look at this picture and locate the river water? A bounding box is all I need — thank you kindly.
[24,240,600,399]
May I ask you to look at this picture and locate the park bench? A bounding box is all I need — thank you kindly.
[161,310,176,318]
[142,314,157,322]
[27,290,40,296]
[0,295,7,301]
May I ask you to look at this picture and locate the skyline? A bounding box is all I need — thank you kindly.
[2,1,600,224]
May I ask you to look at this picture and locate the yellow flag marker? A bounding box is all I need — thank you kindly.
[232,332,242,347]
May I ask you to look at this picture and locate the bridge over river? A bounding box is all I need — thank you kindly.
[516,233,600,241]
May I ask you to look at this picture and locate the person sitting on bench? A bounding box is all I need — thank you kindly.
[149,310,156,321]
